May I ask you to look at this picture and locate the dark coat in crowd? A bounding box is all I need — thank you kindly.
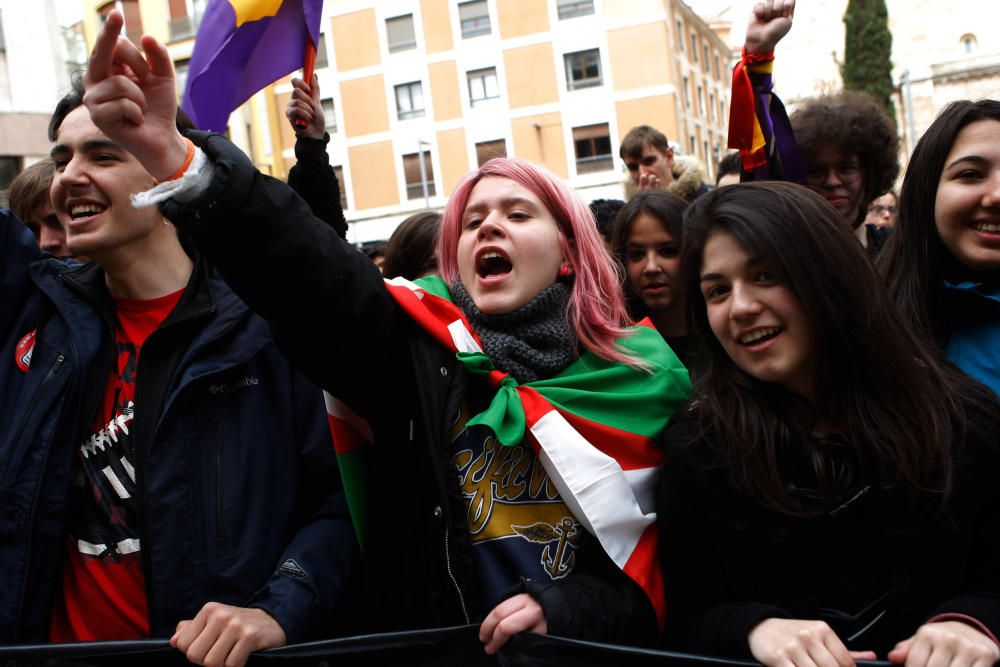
[287,133,347,240]
[656,410,1000,658]
[0,212,356,643]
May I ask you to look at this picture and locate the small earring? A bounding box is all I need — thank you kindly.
[558,264,573,278]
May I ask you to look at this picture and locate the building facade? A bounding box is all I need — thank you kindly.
[77,0,732,243]
[0,0,77,203]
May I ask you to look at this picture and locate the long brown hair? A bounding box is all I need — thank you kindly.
[383,211,440,281]
[681,182,994,516]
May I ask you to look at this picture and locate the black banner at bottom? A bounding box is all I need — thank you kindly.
[0,625,892,667]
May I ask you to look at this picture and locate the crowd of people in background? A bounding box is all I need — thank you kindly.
[2,1,998,667]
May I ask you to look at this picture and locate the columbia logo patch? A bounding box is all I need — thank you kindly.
[208,376,259,395]
[15,329,36,373]
[277,559,309,581]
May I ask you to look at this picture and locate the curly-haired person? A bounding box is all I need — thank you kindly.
[792,90,899,254]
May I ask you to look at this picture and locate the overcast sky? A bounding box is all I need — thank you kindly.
[54,0,82,26]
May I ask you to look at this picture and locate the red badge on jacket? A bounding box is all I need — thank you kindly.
[15,329,36,373]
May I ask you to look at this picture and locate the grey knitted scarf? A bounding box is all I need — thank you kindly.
[451,281,578,384]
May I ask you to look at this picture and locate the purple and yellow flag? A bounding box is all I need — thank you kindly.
[182,0,322,132]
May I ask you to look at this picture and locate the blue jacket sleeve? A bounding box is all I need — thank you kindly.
[247,370,360,643]
[1,210,45,333]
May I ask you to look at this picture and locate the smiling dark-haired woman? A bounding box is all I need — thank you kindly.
[657,181,1000,667]
[880,99,1000,398]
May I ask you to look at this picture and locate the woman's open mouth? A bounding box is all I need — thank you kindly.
[476,250,513,279]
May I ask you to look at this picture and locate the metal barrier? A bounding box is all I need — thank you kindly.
[0,625,893,667]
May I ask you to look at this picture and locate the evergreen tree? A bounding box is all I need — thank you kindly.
[842,0,896,121]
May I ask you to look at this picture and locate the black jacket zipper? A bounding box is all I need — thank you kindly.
[3,354,65,479]
[13,354,65,639]
[214,416,224,540]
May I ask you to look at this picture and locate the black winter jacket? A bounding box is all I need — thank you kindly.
[657,411,1000,658]
[160,131,658,646]
[287,133,347,240]
[0,213,357,643]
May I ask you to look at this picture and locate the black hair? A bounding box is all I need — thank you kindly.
[610,189,687,321]
[681,181,996,517]
[880,99,1000,345]
[619,125,670,161]
[791,90,899,224]
[715,151,742,185]
[588,198,625,241]
[49,72,195,142]
[382,211,441,280]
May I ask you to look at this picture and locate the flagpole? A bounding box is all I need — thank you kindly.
[294,39,318,130]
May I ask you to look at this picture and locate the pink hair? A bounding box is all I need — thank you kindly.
[438,156,639,368]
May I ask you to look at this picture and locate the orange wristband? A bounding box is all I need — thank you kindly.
[156,138,196,184]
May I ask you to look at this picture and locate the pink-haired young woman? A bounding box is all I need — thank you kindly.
[79,12,691,662]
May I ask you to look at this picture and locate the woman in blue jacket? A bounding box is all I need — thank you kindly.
[879,100,1000,397]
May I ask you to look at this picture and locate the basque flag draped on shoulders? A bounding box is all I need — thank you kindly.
[182,0,322,132]
[325,275,692,627]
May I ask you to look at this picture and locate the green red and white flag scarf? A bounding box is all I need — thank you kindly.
[324,275,691,626]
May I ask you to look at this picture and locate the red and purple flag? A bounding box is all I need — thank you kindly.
[182,0,322,133]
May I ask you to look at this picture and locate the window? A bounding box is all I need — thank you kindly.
[703,44,710,71]
[105,0,143,43]
[315,33,329,68]
[476,139,507,167]
[168,0,207,40]
[98,1,114,23]
[0,156,19,207]
[321,98,337,132]
[332,166,348,210]
[242,106,256,165]
[564,49,602,90]
[175,58,190,101]
[403,152,436,199]
[719,99,726,123]
[467,67,499,105]
[394,81,425,119]
[573,124,613,174]
[676,20,684,50]
[709,92,715,121]
[714,53,721,80]
[386,14,416,53]
[690,33,698,60]
[557,0,595,19]
[683,76,690,108]
[689,135,696,154]
[697,85,704,115]
[961,33,977,53]
[459,0,490,38]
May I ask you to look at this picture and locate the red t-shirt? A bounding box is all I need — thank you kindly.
[49,288,184,642]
